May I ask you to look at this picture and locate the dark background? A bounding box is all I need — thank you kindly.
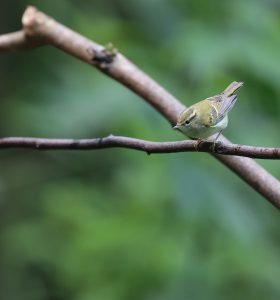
[0,1,280,299]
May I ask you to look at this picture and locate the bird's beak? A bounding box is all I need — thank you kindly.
[173,125,179,130]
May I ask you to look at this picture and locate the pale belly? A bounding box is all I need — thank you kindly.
[179,116,228,139]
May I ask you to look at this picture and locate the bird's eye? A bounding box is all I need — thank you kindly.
[185,120,190,125]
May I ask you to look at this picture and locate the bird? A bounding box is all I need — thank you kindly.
[173,81,243,142]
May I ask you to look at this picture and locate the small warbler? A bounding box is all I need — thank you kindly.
[174,81,243,141]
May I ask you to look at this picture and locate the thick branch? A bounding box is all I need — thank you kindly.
[21,6,183,122]
[0,6,279,208]
[0,136,279,159]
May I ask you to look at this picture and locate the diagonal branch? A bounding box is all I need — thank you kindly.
[0,6,280,208]
[0,135,279,159]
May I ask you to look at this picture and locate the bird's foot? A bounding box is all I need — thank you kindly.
[210,141,216,152]
[194,139,203,151]
[210,130,223,152]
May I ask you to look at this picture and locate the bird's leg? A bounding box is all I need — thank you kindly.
[210,130,223,152]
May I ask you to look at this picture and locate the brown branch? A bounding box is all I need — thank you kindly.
[0,136,280,159]
[21,6,183,123]
[0,6,280,208]
[0,30,43,52]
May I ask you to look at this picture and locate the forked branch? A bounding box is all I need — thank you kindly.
[0,6,280,208]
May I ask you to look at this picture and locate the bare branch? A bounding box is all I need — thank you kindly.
[0,136,279,159]
[0,6,279,208]
[0,30,43,52]
[21,6,183,122]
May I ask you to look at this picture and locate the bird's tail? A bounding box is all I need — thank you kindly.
[223,81,243,97]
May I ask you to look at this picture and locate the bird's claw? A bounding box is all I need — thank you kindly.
[194,139,203,151]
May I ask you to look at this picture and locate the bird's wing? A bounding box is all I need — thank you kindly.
[216,94,237,123]
[207,82,242,125]
[216,81,243,122]
[197,99,219,127]
[207,94,237,125]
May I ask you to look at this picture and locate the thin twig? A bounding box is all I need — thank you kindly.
[0,136,279,159]
[0,30,43,52]
[0,6,279,208]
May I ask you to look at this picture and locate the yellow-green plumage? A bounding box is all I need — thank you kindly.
[175,81,243,139]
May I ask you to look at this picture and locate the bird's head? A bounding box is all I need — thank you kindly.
[173,107,196,130]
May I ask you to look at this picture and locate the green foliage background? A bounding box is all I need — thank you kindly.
[1,0,280,299]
